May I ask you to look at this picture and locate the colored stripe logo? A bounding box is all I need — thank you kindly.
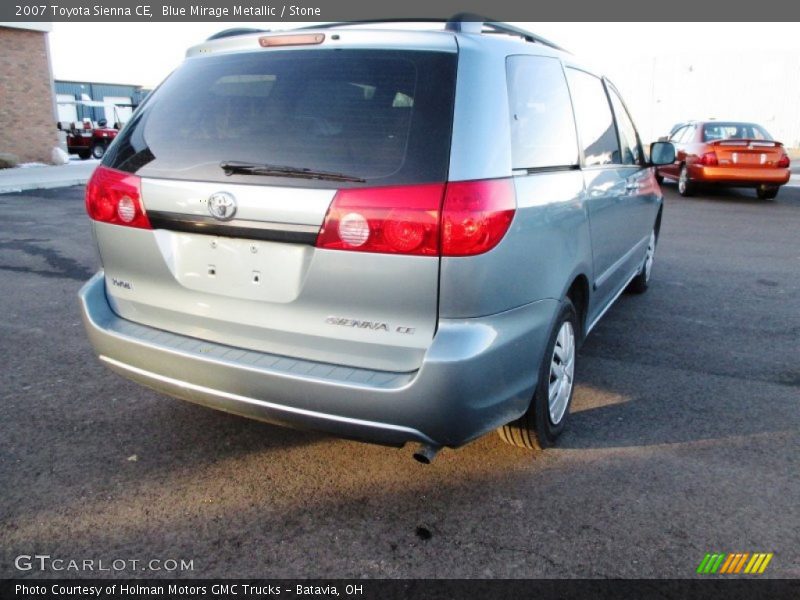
[697,552,773,574]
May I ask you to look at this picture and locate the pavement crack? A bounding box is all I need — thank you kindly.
[0,239,93,282]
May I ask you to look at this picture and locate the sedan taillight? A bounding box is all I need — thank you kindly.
[699,152,719,167]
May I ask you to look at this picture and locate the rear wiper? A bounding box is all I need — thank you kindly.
[220,161,365,183]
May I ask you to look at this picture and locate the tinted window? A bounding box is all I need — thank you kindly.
[105,50,457,187]
[702,122,773,142]
[607,87,641,165]
[506,55,578,169]
[566,69,620,166]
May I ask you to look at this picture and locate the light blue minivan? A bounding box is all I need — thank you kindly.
[79,18,675,462]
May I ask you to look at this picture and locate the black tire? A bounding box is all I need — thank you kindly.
[498,299,578,450]
[77,150,91,160]
[91,143,106,160]
[627,229,657,294]
[756,185,779,200]
[678,164,694,197]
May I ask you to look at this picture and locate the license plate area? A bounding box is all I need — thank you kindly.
[156,231,312,303]
[731,152,765,165]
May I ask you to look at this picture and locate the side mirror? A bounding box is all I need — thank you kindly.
[650,141,675,166]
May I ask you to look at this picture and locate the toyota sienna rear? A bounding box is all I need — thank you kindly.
[79,19,674,461]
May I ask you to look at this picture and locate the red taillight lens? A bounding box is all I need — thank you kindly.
[777,154,790,168]
[699,152,718,166]
[85,166,151,229]
[316,184,444,256]
[316,178,516,257]
[441,179,516,256]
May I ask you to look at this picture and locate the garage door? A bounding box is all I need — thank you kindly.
[102,96,133,126]
[57,94,78,125]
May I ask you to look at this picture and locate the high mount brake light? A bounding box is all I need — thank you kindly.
[85,166,151,229]
[316,179,516,257]
[259,34,325,47]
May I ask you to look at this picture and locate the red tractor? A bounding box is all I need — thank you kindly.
[57,99,132,160]
[63,118,119,160]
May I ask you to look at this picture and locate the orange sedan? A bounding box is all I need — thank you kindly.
[657,121,791,199]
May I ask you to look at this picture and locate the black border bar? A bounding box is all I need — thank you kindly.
[3,579,800,600]
[2,0,798,22]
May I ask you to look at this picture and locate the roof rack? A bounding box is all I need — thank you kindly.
[206,28,268,41]
[297,15,568,53]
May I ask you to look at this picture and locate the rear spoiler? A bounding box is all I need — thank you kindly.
[711,139,783,148]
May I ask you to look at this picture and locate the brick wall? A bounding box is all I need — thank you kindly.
[0,26,57,164]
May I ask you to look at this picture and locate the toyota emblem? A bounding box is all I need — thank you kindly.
[207,192,237,221]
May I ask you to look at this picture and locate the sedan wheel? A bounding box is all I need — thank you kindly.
[756,185,779,200]
[678,165,694,197]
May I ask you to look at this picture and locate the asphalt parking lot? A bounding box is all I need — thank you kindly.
[1,181,798,579]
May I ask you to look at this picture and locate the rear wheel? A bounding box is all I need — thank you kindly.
[91,143,106,159]
[756,185,779,200]
[627,229,656,294]
[77,150,91,160]
[678,165,694,197]
[498,300,578,450]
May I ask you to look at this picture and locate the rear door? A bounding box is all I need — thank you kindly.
[566,68,647,309]
[98,45,458,372]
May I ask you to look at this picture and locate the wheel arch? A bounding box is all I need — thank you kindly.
[565,274,590,343]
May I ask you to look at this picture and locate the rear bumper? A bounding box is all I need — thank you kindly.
[79,272,557,447]
[690,165,790,185]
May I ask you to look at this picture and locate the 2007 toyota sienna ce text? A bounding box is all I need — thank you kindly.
[78,18,676,462]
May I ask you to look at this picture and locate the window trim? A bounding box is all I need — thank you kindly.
[604,79,645,168]
[564,66,629,171]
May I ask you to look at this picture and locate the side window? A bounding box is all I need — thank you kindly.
[679,125,695,143]
[506,55,579,169]
[607,87,642,165]
[669,126,687,143]
[566,69,620,167]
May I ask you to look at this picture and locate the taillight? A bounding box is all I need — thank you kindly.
[316,179,516,257]
[777,153,790,168]
[699,152,718,166]
[316,184,444,256]
[85,166,151,229]
[441,179,516,256]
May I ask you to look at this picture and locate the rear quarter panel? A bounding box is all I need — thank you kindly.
[439,170,590,318]
[441,40,591,319]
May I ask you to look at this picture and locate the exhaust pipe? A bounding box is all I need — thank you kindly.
[412,443,441,464]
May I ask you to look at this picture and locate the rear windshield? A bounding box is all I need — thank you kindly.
[702,122,772,142]
[104,49,457,187]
